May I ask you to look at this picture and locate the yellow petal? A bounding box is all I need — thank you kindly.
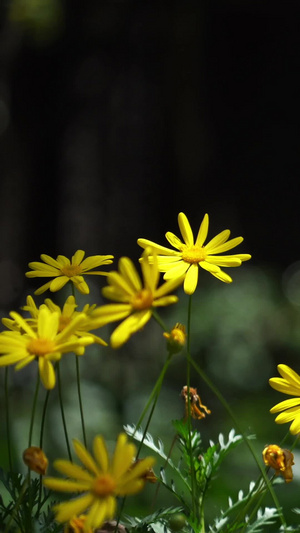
[50,276,70,292]
[165,232,185,251]
[137,238,177,256]
[195,213,209,247]
[39,358,56,389]
[72,250,85,265]
[178,212,194,246]
[54,460,94,482]
[110,311,151,348]
[53,493,95,523]
[93,436,109,472]
[73,440,100,476]
[183,264,198,295]
[112,434,136,478]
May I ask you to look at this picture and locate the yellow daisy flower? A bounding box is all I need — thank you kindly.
[137,212,251,294]
[0,307,93,389]
[26,250,114,295]
[90,249,182,348]
[24,295,107,347]
[269,364,300,435]
[43,433,155,531]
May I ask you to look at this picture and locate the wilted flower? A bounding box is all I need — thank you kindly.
[262,444,294,483]
[181,386,211,421]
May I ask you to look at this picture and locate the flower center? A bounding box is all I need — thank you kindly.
[92,474,116,497]
[131,289,153,310]
[181,245,206,264]
[60,264,82,278]
[27,338,56,357]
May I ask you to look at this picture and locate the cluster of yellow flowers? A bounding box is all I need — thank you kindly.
[0,212,255,532]
[0,213,251,388]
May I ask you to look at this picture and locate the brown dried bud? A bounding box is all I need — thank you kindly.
[22,446,48,475]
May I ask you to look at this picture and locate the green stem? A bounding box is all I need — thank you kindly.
[57,362,72,461]
[28,369,40,448]
[70,284,87,446]
[4,367,13,472]
[134,353,173,435]
[37,387,51,514]
[75,355,87,447]
[26,369,40,529]
[39,389,51,449]
[187,355,286,530]
[185,295,199,526]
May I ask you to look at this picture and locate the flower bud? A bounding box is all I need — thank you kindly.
[22,446,48,475]
[163,323,186,354]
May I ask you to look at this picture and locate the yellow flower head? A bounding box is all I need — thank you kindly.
[26,250,114,295]
[44,433,155,532]
[262,444,294,483]
[23,446,48,475]
[25,295,107,348]
[163,323,186,354]
[269,364,300,435]
[181,385,211,421]
[0,307,94,389]
[90,248,182,349]
[138,212,251,294]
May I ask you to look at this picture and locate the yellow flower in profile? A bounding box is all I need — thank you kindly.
[269,364,300,435]
[0,307,93,389]
[90,249,182,348]
[138,212,251,294]
[44,433,155,531]
[26,250,114,295]
[23,295,107,347]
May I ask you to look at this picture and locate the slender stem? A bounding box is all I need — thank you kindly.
[39,389,51,449]
[28,369,40,448]
[37,387,51,514]
[134,354,172,435]
[185,295,198,525]
[4,367,13,472]
[57,362,72,461]
[75,355,87,447]
[70,284,87,446]
[187,355,287,530]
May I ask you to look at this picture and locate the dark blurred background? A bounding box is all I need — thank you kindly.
[1,0,300,528]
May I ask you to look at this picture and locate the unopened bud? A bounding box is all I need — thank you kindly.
[23,446,48,475]
[163,323,186,354]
